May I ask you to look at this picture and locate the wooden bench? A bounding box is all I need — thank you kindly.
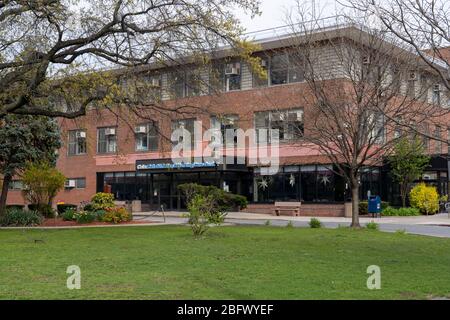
[274,202,301,217]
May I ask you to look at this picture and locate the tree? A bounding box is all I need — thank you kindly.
[388,137,430,208]
[344,1,450,92]
[0,115,61,215]
[283,8,434,227]
[0,0,261,119]
[21,161,66,215]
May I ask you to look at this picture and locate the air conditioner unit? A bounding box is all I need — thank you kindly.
[65,179,76,188]
[76,131,86,139]
[135,125,147,134]
[225,63,240,75]
[151,78,160,87]
[105,128,116,136]
[409,72,418,81]
[362,56,370,65]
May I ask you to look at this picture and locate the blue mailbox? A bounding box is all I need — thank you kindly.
[368,196,381,215]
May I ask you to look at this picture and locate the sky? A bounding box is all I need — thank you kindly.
[235,0,341,33]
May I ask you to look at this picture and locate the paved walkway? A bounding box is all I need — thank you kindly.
[135,211,450,238]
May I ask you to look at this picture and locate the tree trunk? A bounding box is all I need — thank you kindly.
[350,177,360,228]
[0,174,12,216]
[401,183,407,208]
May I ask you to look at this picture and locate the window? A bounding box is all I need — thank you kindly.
[434,126,442,154]
[407,75,417,98]
[368,113,385,144]
[97,127,117,154]
[186,71,202,97]
[255,109,304,143]
[8,180,23,191]
[65,178,86,189]
[253,57,269,87]
[433,84,441,105]
[270,54,289,85]
[169,73,186,98]
[141,74,162,102]
[171,119,196,149]
[68,130,87,155]
[135,123,159,152]
[269,53,304,86]
[225,62,241,91]
[211,115,239,145]
[421,123,430,151]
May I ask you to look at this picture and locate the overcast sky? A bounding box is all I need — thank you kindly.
[235,0,342,33]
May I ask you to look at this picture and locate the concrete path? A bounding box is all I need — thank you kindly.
[135,211,450,238]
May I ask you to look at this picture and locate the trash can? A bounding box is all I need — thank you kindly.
[368,196,381,217]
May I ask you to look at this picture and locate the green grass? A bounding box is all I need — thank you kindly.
[1,225,450,300]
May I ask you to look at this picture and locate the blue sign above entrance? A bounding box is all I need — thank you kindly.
[136,160,217,171]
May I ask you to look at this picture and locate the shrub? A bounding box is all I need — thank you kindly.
[0,208,43,226]
[27,203,55,218]
[91,193,115,211]
[101,207,132,224]
[286,221,294,228]
[83,203,95,212]
[186,194,225,237]
[6,205,25,210]
[21,161,65,216]
[366,221,379,231]
[74,211,96,224]
[95,210,107,221]
[57,204,78,215]
[62,208,77,221]
[359,201,390,215]
[178,183,248,211]
[264,220,271,226]
[410,183,439,215]
[382,207,421,216]
[309,218,322,229]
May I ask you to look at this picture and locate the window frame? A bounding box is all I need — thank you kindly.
[67,129,87,156]
[97,126,118,154]
[254,108,304,143]
[135,122,159,152]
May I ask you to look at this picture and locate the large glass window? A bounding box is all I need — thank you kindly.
[68,130,87,156]
[255,109,304,143]
[97,127,117,154]
[135,123,159,152]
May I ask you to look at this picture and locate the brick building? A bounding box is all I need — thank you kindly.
[6,18,450,216]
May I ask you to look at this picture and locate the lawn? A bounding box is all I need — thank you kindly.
[1,225,450,300]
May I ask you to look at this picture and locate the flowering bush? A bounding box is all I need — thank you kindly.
[91,192,115,211]
[102,207,132,224]
[410,183,439,215]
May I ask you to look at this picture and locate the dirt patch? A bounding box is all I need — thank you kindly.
[41,218,154,227]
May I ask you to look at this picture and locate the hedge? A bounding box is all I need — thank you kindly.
[178,183,248,211]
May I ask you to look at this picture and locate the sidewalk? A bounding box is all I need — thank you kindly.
[134,211,450,226]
